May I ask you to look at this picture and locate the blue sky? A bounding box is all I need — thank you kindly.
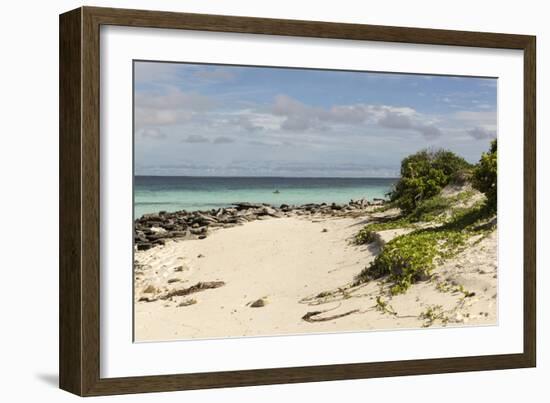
[134,61,497,177]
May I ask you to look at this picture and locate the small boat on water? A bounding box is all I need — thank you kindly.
[273,190,280,194]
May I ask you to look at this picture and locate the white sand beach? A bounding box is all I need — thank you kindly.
[134,211,497,341]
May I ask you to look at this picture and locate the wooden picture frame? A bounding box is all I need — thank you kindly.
[59,6,536,396]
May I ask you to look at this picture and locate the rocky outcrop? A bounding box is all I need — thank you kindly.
[135,198,387,251]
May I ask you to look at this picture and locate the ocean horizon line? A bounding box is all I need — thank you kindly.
[134,175,400,179]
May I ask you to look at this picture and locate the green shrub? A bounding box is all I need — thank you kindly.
[356,229,467,294]
[472,139,497,212]
[354,190,475,246]
[389,149,471,212]
[354,229,378,245]
[408,196,452,222]
[355,202,492,294]
[354,217,413,245]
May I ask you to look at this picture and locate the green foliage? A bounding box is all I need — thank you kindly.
[420,305,449,327]
[354,190,477,246]
[472,139,497,212]
[354,217,413,245]
[375,296,397,315]
[352,144,497,295]
[354,229,379,245]
[355,202,494,294]
[389,149,471,212]
[369,202,396,213]
[407,196,452,223]
[358,229,468,295]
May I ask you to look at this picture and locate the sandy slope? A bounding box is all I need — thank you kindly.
[134,212,497,341]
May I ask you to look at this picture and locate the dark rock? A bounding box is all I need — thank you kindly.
[140,213,161,221]
[190,226,207,235]
[249,298,267,308]
[259,206,282,217]
[194,213,218,225]
[148,232,171,241]
[198,235,207,240]
[302,203,319,211]
[233,202,264,210]
[135,232,148,243]
[170,230,189,238]
[177,299,197,307]
[137,243,153,251]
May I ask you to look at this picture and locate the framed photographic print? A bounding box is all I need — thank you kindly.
[59,6,536,396]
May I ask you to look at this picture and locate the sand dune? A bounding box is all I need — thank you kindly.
[134,213,497,341]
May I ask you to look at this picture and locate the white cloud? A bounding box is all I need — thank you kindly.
[269,95,442,138]
[377,107,442,139]
[194,68,235,82]
[181,134,209,143]
[272,95,442,139]
[134,62,182,84]
[213,136,235,144]
[453,110,497,131]
[139,128,167,140]
[135,87,213,129]
[231,115,264,132]
[467,126,496,140]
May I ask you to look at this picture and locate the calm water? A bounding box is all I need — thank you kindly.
[134,176,397,218]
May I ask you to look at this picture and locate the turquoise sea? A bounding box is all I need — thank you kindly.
[134,176,398,218]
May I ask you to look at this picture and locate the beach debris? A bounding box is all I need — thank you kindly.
[142,285,157,294]
[173,265,185,272]
[167,278,180,284]
[302,304,360,322]
[233,202,264,210]
[248,298,268,308]
[160,281,225,300]
[321,228,328,233]
[177,298,197,307]
[197,254,205,258]
[138,296,157,302]
[190,226,207,235]
[134,198,388,250]
[149,226,167,234]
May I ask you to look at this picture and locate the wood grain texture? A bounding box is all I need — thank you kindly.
[523,38,536,367]
[81,6,102,396]
[59,8,83,396]
[59,6,537,396]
